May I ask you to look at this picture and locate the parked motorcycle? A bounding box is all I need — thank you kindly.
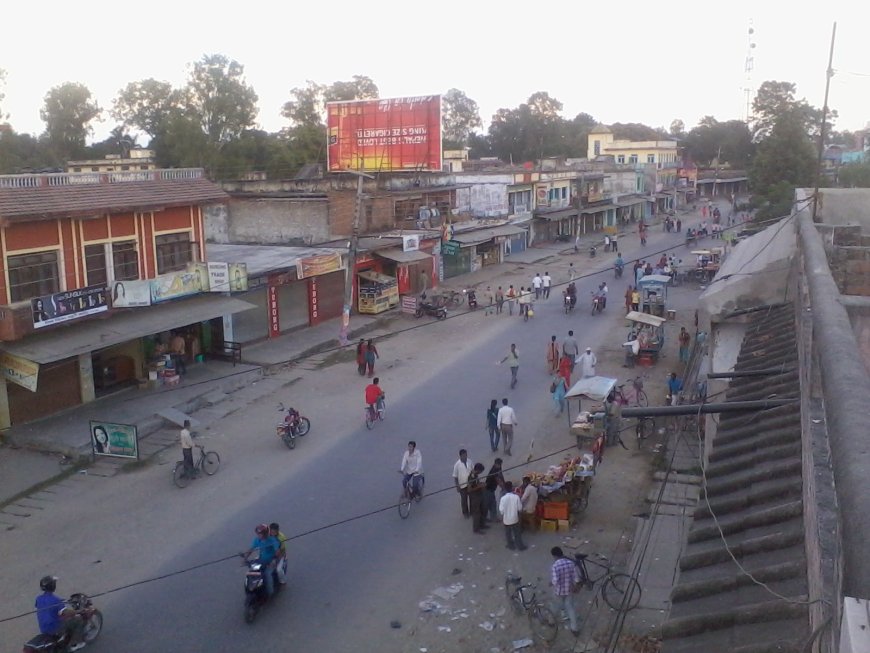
[465,289,478,309]
[276,404,311,450]
[23,593,103,653]
[415,293,447,320]
[239,554,284,623]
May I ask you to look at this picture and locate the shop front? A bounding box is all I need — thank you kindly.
[533,208,579,242]
[374,247,436,296]
[440,239,474,279]
[580,204,614,234]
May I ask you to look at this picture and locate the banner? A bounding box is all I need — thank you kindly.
[32,285,108,328]
[150,270,201,303]
[228,263,249,291]
[402,235,420,252]
[296,253,343,280]
[0,351,39,392]
[90,420,139,459]
[111,280,152,307]
[327,96,442,172]
[206,262,248,292]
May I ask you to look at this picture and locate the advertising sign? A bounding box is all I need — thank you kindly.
[0,351,39,392]
[150,270,201,303]
[442,240,461,256]
[327,96,442,172]
[268,285,280,337]
[111,280,152,307]
[296,253,343,280]
[228,263,248,292]
[90,420,139,459]
[32,285,109,328]
[402,235,420,252]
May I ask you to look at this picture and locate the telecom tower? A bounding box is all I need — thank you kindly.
[742,22,757,123]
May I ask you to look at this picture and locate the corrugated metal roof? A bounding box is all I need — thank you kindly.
[534,207,578,220]
[374,248,432,263]
[0,177,228,222]
[450,225,527,243]
[662,304,809,653]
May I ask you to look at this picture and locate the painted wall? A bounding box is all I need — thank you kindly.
[204,197,330,245]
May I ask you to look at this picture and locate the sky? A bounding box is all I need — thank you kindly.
[1,0,868,144]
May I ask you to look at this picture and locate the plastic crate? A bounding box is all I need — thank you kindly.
[541,501,569,521]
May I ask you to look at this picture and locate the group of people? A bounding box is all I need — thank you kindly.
[546,332,597,414]
[245,522,289,598]
[355,339,379,377]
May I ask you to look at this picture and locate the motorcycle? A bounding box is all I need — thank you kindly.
[465,289,478,310]
[23,593,103,653]
[563,291,576,314]
[239,554,285,623]
[415,293,447,320]
[614,264,624,279]
[591,292,603,315]
[589,245,597,258]
[276,404,311,450]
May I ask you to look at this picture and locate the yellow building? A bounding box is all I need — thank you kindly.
[587,125,678,166]
[67,149,157,173]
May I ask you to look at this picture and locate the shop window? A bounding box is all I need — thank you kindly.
[85,244,108,287]
[617,155,625,164]
[629,155,638,164]
[112,241,139,281]
[647,154,655,163]
[156,232,193,273]
[8,251,60,302]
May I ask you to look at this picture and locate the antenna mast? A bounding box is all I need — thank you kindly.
[742,21,757,123]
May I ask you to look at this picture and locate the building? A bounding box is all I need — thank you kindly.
[0,168,252,428]
[586,125,679,167]
[66,149,157,173]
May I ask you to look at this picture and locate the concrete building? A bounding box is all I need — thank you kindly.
[66,149,157,173]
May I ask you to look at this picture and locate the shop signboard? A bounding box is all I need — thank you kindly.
[268,285,280,337]
[327,96,442,172]
[402,235,420,252]
[207,262,249,292]
[296,253,343,280]
[150,270,201,303]
[0,351,39,392]
[442,240,461,256]
[90,420,139,459]
[111,280,152,307]
[31,285,109,328]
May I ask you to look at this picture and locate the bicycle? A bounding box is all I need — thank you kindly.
[397,472,425,519]
[364,397,386,430]
[572,552,642,611]
[504,574,558,643]
[635,416,656,448]
[614,376,648,407]
[173,444,220,488]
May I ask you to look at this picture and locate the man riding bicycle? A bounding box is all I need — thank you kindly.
[399,441,424,498]
[364,377,385,418]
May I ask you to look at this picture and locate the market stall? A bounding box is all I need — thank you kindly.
[638,274,671,317]
[690,248,723,283]
[566,375,616,450]
[526,453,598,531]
[624,311,667,365]
[358,270,399,314]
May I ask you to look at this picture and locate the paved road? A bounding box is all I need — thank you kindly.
[1,210,712,653]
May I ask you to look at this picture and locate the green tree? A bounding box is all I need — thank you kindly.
[610,122,661,141]
[669,119,686,138]
[282,81,326,127]
[839,163,870,188]
[751,80,832,141]
[441,88,482,148]
[84,125,138,160]
[488,92,569,163]
[323,75,378,103]
[684,117,753,168]
[112,78,180,139]
[153,111,210,168]
[0,129,58,173]
[40,82,101,161]
[183,54,258,146]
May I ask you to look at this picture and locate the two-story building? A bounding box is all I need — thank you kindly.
[0,169,252,427]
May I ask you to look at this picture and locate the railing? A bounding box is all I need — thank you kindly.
[0,168,204,188]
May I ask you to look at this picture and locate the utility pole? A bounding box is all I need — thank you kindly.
[812,22,837,223]
[339,170,374,346]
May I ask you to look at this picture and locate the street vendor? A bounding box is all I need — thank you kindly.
[604,391,621,446]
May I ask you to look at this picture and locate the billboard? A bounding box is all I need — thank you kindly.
[90,420,139,459]
[327,96,442,172]
[32,285,109,328]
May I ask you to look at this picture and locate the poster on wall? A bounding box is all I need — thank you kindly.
[402,235,420,252]
[32,285,108,328]
[228,263,248,291]
[89,420,139,459]
[150,270,201,303]
[111,280,152,307]
[296,253,342,280]
[0,351,39,392]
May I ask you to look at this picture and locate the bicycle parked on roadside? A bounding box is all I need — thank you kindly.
[504,574,558,643]
[173,444,220,488]
[572,552,642,611]
[614,376,648,407]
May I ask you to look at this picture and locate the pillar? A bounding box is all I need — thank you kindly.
[0,377,10,430]
[78,353,96,404]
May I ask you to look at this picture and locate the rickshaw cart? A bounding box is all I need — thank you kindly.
[566,376,616,452]
[690,248,723,283]
[625,311,667,364]
[638,274,671,317]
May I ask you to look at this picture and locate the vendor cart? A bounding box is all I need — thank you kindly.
[566,376,616,450]
[624,310,667,364]
[534,452,598,524]
[638,274,671,317]
[690,249,723,283]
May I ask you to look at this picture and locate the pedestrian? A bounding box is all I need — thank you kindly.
[532,273,543,300]
[611,232,618,253]
[483,285,494,313]
[551,374,567,415]
[452,449,472,517]
[518,286,532,318]
[562,330,579,373]
[365,339,379,377]
[678,327,691,364]
[497,398,517,456]
[550,546,582,635]
[542,271,552,299]
[604,390,622,446]
[520,476,539,530]
[603,234,611,252]
[635,263,644,286]
[676,218,682,232]
[624,285,633,314]
[576,347,597,379]
[667,372,683,405]
[485,458,505,522]
[499,343,520,389]
[468,462,487,533]
[631,288,640,312]
[506,285,517,315]
[355,339,366,376]
[499,481,527,550]
[568,263,576,282]
[486,399,500,452]
[495,286,505,314]
[558,354,572,387]
[701,205,708,219]
[180,419,196,479]
[546,335,560,374]
[574,233,580,253]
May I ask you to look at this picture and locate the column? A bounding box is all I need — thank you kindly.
[78,353,96,403]
[0,377,10,430]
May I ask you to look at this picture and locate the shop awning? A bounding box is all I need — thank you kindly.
[451,225,526,245]
[1,295,257,364]
[580,203,614,214]
[374,248,432,263]
[534,208,578,220]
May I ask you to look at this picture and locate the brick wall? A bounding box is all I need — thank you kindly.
[205,197,330,244]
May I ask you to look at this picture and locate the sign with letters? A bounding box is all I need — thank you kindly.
[32,285,108,328]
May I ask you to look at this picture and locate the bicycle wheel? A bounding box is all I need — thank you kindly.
[450,293,464,308]
[398,493,411,519]
[365,409,374,430]
[602,573,642,611]
[636,418,655,448]
[295,417,311,436]
[414,476,424,502]
[530,603,558,643]
[173,462,191,488]
[635,389,648,407]
[504,579,525,615]
[202,451,220,475]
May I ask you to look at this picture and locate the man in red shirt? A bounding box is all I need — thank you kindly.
[365,377,385,415]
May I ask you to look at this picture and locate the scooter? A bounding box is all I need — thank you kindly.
[589,245,597,258]
[615,264,624,279]
[415,293,447,320]
[23,593,103,652]
[240,554,285,623]
[465,289,478,309]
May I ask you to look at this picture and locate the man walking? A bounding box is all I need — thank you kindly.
[568,263,576,282]
[546,335,560,374]
[678,327,691,364]
[180,419,196,479]
[485,458,505,523]
[562,331,579,373]
[611,232,618,253]
[452,449,473,517]
[495,286,505,314]
[550,546,582,635]
[500,343,520,389]
[506,285,517,315]
[499,481,527,550]
[542,271,552,299]
[497,398,517,456]
[520,476,539,530]
[468,463,487,534]
[532,273,543,300]
[577,347,597,379]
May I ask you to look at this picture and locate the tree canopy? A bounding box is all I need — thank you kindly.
[112,78,180,139]
[683,117,754,168]
[40,82,101,162]
[441,88,482,148]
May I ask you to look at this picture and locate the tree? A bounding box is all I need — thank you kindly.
[441,88,482,148]
[751,80,831,141]
[684,117,753,168]
[282,81,327,127]
[563,112,597,159]
[112,79,180,139]
[839,163,870,188]
[40,82,101,161]
[323,75,378,103]
[669,119,685,138]
[85,125,138,160]
[610,122,661,141]
[0,129,58,173]
[183,54,258,146]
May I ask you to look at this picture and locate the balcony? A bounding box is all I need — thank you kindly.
[0,168,205,189]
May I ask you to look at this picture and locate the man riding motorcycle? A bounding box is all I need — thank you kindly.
[245,524,281,598]
[614,254,624,278]
[565,282,577,308]
[34,576,86,652]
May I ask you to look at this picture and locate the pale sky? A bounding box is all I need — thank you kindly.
[1,0,867,143]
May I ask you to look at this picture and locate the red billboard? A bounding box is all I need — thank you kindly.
[327,96,442,173]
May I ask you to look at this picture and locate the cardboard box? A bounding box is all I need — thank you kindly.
[540,519,558,532]
[541,501,570,521]
[558,519,571,531]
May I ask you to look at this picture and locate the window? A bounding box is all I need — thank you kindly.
[647,154,655,163]
[84,244,108,286]
[594,140,601,156]
[617,155,625,164]
[112,241,139,281]
[8,251,60,302]
[73,167,82,172]
[155,232,193,273]
[90,166,99,172]
[629,154,638,164]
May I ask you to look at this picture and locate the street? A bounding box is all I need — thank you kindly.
[0,209,717,653]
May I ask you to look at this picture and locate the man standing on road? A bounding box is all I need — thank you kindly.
[678,327,691,364]
[542,271,552,299]
[562,331,579,373]
[506,285,517,315]
[180,419,196,479]
[485,458,505,523]
[499,481,527,551]
[497,398,518,456]
[611,232,618,253]
[468,463,487,534]
[520,476,539,530]
[500,343,520,388]
[452,449,473,517]
[532,273,543,300]
[550,546,582,635]
[546,335,560,374]
[568,263,576,281]
[577,347,597,379]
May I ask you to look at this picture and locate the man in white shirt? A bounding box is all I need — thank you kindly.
[452,449,473,517]
[400,441,424,498]
[180,419,196,478]
[532,273,543,300]
[577,347,597,379]
[497,398,518,456]
[542,272,552,299]
[499,481,527,550]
